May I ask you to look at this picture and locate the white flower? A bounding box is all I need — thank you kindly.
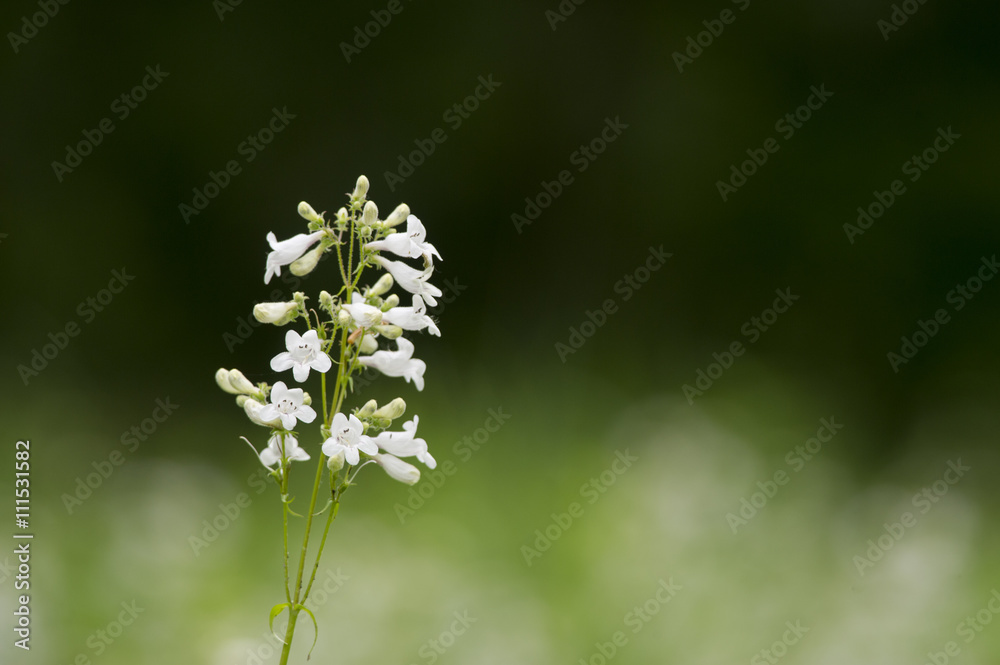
[370,416,436,468]
[265,230,324,284]
[340,292,383,328]
[358,337,426,391]
[373,453,421,485]
[258,381,316,430]
[373,256,443,307]
[366,215,441,264]
[259,432,310,468]
[271,329,333,382]
[254,301,299,325]
[321,413,377,466]
[381,295,440,337]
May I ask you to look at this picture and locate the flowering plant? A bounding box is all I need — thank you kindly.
[214,176,443,663]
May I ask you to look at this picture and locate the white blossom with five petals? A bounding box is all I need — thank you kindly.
[366,215,441,264]
[271,329,332,382]
[369,416,436,468]
[357,337,426,391]
[258,381,316,430]
[321,413,378,466]
[264,231,324,284]
[381,295,440,337]
[372,256,443,307]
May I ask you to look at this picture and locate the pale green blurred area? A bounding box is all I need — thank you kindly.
[3,368,1000,664]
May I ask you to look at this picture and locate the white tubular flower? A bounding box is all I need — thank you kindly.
[372,256,443,307]
[259,432,310,468]
[366,215,441,264]
[297,201,323,223]
[340,292,383,328]
[370,416,436,468]
[373,453,421,485]
[227,369,264,398]
[258,381,316,430]
[358,337,426,391]
[244,398,281,427]
[270,329,333,382]
[381,295,441,337]
[264,230,324,284]
[254,301,299,325]
[216,368,241,394]
[321,413,377,466]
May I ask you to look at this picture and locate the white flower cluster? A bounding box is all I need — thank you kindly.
[215,175,443,485]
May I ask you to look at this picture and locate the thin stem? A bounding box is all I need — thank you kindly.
[302,490,340,601]
[281,461,291,605]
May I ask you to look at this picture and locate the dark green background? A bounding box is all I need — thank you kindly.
[2,1,999,663]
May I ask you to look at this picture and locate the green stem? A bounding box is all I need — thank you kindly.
[279,607,300,665]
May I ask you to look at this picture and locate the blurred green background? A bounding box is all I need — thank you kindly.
[2,0,1000,663]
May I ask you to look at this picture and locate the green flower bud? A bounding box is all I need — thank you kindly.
[383,203,410,229]
[382,294,400,310]
[228,369,263,397]
[327,448,346,472]
[362,201,379,226]
[373,398,406,421]
[319,290,335,312]
[337,309,351,326]
[352,175,370,201]
[368,273,394,297]
[236,395,249,407]
[290,244,324,276]
[302,391,312,406]
[357,399,378,417]
[359,334,379,355]
[373,324,403,339]
[298,201,323,223]
[253,301,299,325]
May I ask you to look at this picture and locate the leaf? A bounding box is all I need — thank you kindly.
[294,603,320,660]
[268,603,291,644]
[282,493,304,518]
[312,499,333,517]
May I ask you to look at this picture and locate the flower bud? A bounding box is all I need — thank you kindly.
[362,201,379,226]
[373,324,403,339]
[368,273,394,297]
[228,369,263,397]
[336,207,349,223]
[327,448,346,472]
[383,203,410,228]
[298,201,323,223]
[373,397,406,421]
[357,399,378,417]
[352,175,370,201]
[319,290,335,311]
[382,294,400,310]
[302,391,312,406]
[337,309,351,326]
[216,368,240,394]
[359,334,379,355]
[254,301,299,325]
[236,395,249,407]
[375,453,420,485]
[290,244,324,276]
